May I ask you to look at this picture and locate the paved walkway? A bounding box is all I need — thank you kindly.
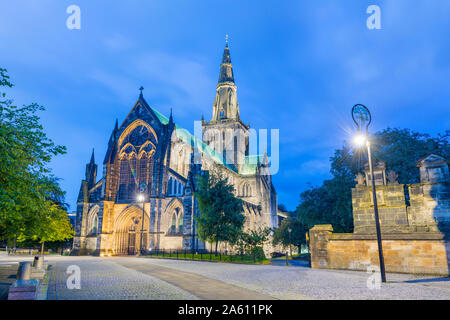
[44,256,197,300]
[1,254,450,300]
[115,259,275,299]
[114,257,450,300]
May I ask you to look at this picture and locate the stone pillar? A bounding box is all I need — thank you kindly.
[17,262,32,280]
[309,225,333,269]
[32,256,44,269]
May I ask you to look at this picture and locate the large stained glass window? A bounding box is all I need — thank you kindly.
[117,123,156,201]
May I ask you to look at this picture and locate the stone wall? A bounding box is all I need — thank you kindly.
[310,225,450,276]
[352,184,409,234]
[310,154,450,276]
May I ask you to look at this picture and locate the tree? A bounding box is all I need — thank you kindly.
[272,215,308,252]
[194,170,245,254]
[0,68,72,248]
[28,201,74,254]
[296,128,450,233]
[238,226,271,261]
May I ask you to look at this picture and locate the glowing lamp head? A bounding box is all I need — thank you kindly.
[353,134,367,146]
[137,194,145,202]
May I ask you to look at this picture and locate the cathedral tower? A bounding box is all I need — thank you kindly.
[202,37,249,171]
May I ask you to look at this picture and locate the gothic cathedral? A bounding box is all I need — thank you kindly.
[72,41,279,256]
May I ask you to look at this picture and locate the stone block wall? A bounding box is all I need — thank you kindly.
[310,154,450,276]
[352,184,409,234]
[408,182,450,234]
[310,225,450,276]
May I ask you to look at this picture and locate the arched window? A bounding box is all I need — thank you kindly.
[219,109,225,119]
[178,211,183,233]
[233,136,238,166]
[117,122,156,201]
[170,213,177,234]
[139,155,147,191]
[92,214,98,234]
[242,183,251,197]
[128,156,137,199]
[118,159,128,200]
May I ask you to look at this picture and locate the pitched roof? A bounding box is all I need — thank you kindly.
[150,107,238,173]
[151,106,262,175]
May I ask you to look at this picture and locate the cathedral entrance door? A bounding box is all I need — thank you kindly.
[114,207,149,256]
[128,231,136,255]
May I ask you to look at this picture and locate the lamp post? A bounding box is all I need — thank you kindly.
[288,227,292,258]
[352,104,386,283]
[137,194,145,256]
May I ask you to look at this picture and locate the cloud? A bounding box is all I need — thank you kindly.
[89,69,138,103]
[103,33,133,51]
[132,51,214,116]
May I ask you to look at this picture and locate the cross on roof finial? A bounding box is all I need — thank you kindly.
[139,86,144,96]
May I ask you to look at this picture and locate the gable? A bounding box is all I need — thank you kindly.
[117,96,165,140]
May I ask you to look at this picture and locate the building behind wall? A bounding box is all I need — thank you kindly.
[310,154,450,275]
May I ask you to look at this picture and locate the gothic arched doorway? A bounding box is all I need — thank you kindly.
[114,206,149,255]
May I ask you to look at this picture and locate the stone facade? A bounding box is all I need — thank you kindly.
[310,154,450,276]
[72,42,279,256]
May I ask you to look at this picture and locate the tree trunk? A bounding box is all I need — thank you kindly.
[41,241,45,256]
[215,240,218,256]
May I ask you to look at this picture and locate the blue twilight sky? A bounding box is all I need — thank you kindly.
[1,1,449,211]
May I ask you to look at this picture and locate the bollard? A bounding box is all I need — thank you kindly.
[17,262,32,280]
[32,256,44,269]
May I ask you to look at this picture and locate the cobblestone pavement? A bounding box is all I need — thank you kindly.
[111,257,450,300]
[114,258,275,300]
[44,256,198,300]
[1,254,450,300]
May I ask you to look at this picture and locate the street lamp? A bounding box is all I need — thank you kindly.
[137,193,145,256]
[351,104,386,283]
[288,227,292,258]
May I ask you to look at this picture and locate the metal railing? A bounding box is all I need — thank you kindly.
[0,247,70,256]
[144,248,265,264]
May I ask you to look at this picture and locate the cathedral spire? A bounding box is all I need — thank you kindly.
[86,148,97,188]
[218,36,234,84]
[90,148,95,164]
[208,37,240,122]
